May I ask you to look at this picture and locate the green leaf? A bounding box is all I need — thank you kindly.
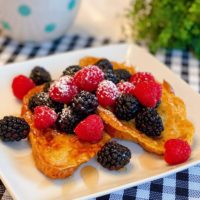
[128,0,200,58]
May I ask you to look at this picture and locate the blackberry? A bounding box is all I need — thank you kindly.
[56,107,83,134]
[0,116,30,141]
[62,65,81,76]
[95,59,113,71]
[104,69,118,84]
[43,81,53,92]
[30,66,51,85]
[28,92,64,113]
[28,92,51,112]
[50,100,65,113]
[71,91,98,115]
[155,100,161,109]
[97,141,131,170]
[114,94,141,121]
[135,108,164,137]
[114,69,131,83]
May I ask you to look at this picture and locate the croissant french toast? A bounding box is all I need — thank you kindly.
[79,56,194,155]
[21,85,110,179]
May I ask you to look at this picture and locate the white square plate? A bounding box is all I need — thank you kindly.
[0,44,200,200]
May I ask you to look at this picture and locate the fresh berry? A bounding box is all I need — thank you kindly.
[12,75,35,100]
[164,139,191,165]
[49,75,79,104]
[43,81,53,93]
[96,80,119,107]
[135,108,164,137]
[30,66,51,85]
[28,92,52,112]
[62,65,81,76]
[133,81,162,107]
[0,116,30,141]
[117,81,135,94]
[74,65,104,92]
[34,106,58,129]
[71,91,98,115]
[50,99,65,113]
[74,114,104,143]
[97,141,131,170]
[155,100,161,109]
[114,94,141,121]
[130,72,155,86]
[28,92,64,113]
[95,59,113,71]
[103,69,118,84]
[114,69,131,83]
[56,107,83,134]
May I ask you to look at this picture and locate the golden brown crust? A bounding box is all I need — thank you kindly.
[80,56,195,155]
[21,86,110,179]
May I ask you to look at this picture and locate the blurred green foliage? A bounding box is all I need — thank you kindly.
[129,0,200,58]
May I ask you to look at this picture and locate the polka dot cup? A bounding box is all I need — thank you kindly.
[0,0,80,42]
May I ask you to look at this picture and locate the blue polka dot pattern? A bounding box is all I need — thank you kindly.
[18,5,31,16]
[68,0,76,10]
[45,23,56,33]
[1,21,11,30]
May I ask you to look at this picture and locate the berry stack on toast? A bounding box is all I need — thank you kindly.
[80,57,194,155]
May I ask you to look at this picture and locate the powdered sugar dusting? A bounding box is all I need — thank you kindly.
[130,72,155,86]
[35,106,57,120]
[58,107,72,122]
[117,81,135,94]
[86,66,103,82]
[49,75,78,103]
[97,80,119,100]
[74,65,104,91]
[51,76,74,95]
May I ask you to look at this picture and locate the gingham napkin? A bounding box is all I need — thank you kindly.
[0,33,200,200]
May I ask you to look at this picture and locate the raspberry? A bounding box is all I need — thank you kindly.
[12,75,35,100]
[117,81,135,94]
[130,72,155,86]
[74,114,104,143]
[49,75,79,104]
[34,106,58,129]
[74,65,104,92]
[164,139,191,165]
[133,81,162,107]
[96,80,119,107]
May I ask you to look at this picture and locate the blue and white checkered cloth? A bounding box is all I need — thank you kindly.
[0,33,200,200]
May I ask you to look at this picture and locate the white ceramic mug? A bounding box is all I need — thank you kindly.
[0,0,80,42]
